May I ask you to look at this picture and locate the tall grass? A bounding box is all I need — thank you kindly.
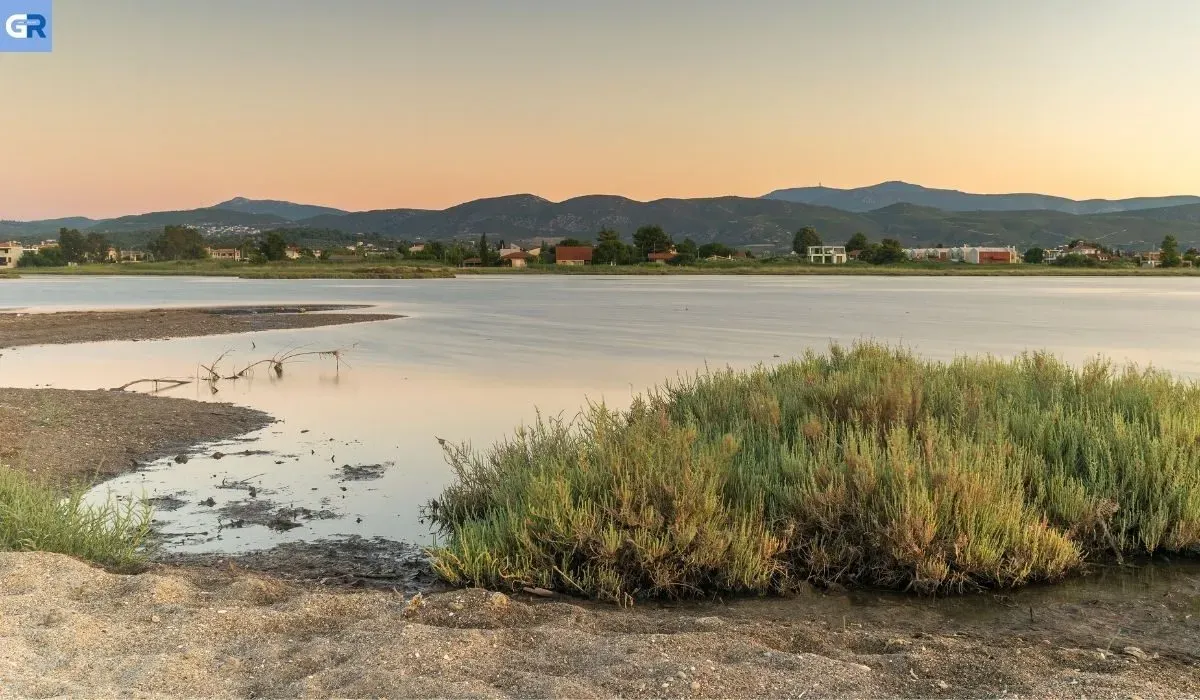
[428,344,1200,602]
[0,464,152,570]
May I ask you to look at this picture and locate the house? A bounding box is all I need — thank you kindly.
[807,245,847,264]
[500,251,532,268]
[206,247,243,262]
[1140,251,1162,268]
[104,247,120,262]
[285,245,302,260]
[647,249,678,264]
[461,257,483,267]
[965,247,1019,264]
[904,247,954,262]
[119,250,146,263]
[497,246,524,259]
[554,246,593,265]
[408,244,426,254]
[1046,243,1109,263]
[0,242,23,268]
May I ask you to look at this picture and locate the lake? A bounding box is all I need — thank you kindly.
[4,274,1200,553]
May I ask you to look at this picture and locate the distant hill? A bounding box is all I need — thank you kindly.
[9,188,1200,251]
[86,208,290,234]
[763,181,1200,215]
[213,197,348,221]
[0,217,94,238]
[290,195,1200,250]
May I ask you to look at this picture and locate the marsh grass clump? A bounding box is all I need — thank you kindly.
[0,464,151,570]
[427,344,1200,602]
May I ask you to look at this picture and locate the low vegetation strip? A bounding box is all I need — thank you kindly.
[0,464,151,571]
[428,344,1200,602]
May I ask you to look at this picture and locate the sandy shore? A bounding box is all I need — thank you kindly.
[0,388,271,486]
[0,552,1196,698]
[0,305,401,349]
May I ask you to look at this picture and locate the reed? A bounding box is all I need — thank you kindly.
[428,344,1200,602]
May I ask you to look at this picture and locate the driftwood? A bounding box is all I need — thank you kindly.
[110,378,192,392]
[199,345,353,393]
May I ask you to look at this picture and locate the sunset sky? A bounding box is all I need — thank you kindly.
[4,0,1200,219]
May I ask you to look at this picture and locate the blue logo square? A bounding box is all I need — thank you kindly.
[0,0,52,52]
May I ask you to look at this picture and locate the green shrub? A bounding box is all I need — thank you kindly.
[0,464,152,570]
[428,344,1200,602]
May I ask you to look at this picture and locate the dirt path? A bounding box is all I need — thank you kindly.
[0,305,401,349]
[0,388,270,485]
[0,552,1196,699]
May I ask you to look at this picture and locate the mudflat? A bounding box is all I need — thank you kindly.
[0,388,270,485]
[0,305,401,349]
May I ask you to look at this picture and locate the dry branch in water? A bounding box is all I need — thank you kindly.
[110,378,193,392]
[200,345,354,392]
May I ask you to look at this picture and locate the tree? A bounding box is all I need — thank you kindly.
[477,234,492,265]
[793,227,821,255]
[58,228,87,263]
[698,242,735,259]
[1023,247,1046,264]
[845,232,868,254]
[633,225,672,258]
[593,229,633,265]
[1161,235,1182,268]
[673,238,699,265]
[149,225,207,261]
[259,231,288,261]
[16,247,66,267]
[84,232,110,262]
[862,238,905,265]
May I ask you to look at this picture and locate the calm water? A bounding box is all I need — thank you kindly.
[3,275,1200,553]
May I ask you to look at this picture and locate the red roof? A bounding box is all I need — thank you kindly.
[647,251,678,262]
[555,246,593,262]
[501,251,532,260]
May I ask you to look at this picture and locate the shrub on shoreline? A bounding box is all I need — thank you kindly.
[0,465,151,570]
[428,344,1200,602]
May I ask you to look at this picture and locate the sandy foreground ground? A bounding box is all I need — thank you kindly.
[1,551,1197,699]
[0,305,400,350]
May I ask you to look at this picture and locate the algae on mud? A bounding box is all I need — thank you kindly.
[428,343,1200,602]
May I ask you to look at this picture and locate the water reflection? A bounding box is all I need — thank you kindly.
[4,275,1200,553]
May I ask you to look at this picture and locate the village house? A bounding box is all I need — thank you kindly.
[285,245,302,260]
[0,242,23,268]
[119,250,146,263]
[1045,243,1110,263]
[647,249,678,264]
[500,251,532,268]
[460,257,482,267]
[807,245,847,264]
[408,244,426,254]
[554,246,593,266]
[965,247,1020,264]
[1140,250,1163,268]
[206,247,243,262]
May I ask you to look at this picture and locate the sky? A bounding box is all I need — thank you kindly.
[3,0,1200,219]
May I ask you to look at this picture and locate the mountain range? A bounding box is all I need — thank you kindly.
[4,183,1200,250]
[763,181,1200,215]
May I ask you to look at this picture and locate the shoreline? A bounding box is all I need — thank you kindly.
[7,261,1200,278]
[0,304,402,349]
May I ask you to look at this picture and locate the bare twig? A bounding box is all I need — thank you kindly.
[111,378,192,392]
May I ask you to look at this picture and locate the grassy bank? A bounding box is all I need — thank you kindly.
[0,464,151,570]
[14,261,455,279]
[428,344,1200,602]
[11,260,1200,278]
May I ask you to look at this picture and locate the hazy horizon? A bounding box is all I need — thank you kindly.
[4,0,1200,220]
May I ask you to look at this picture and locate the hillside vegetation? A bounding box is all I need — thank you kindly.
[429,344,1200,603]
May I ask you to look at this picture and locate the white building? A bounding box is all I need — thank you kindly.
[807,245,847,264]
[0,242,23,268]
